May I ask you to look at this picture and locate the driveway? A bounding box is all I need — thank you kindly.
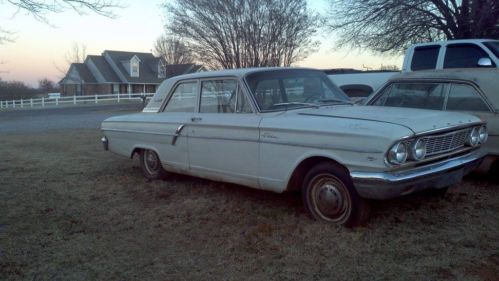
[0,103,143,134]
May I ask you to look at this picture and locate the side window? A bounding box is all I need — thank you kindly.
[444,44,495,68]
[200,79,237,113]
[446,83,489,112]
[411,46,440,70]
[373,83,446,110]
[254,79,283,110]
[235,87,254,113]
[164,81,198,112]
[371,85,393,106]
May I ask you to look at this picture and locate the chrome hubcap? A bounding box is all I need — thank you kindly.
[311,175,350,222]
[317,183,344,216]
[144,150,159,174]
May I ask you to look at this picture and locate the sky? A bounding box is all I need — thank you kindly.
[0,0,402,87]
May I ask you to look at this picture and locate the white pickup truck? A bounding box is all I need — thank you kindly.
[329,39,499,98]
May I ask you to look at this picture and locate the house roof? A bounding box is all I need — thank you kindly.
[60,50,204,85]
[73,63,97,83]
[103,50,164,84]
[86,55,121,82]
[164,64,204,78]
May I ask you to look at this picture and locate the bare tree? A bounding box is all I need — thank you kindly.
[38,78,57,93]
[163,0,320,69]
[326,0,499,53]
[154,35,194,64]
[1,0,121,43]
[54,42,87,77]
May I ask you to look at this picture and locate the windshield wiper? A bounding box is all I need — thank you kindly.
[272,102,320,109]
[318,98,353,105]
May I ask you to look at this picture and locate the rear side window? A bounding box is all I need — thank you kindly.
[372,83,446,110]
[411,46,440,70]
[164,81,198,112]
[446,83,490,112]
[444,44,494,68]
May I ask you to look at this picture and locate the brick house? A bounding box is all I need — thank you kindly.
[59,50,205,96]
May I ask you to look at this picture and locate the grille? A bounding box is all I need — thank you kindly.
[422,129,470,157]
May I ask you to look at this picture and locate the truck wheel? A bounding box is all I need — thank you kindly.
[140,149,168,180]
[302,162,370,227]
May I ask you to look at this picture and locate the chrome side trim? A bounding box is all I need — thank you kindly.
[102,128,382,153]
[260,139,383,153]
[102,128,176,137]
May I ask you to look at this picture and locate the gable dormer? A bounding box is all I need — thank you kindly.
[130,55,140,77]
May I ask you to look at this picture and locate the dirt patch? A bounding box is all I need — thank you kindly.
[0,129,498,280]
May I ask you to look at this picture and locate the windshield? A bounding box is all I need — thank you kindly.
[245,69,351,112]
[484,41,499,58]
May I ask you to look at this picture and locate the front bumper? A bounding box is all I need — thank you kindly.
[351,149,485,200]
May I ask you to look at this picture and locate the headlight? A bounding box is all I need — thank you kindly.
[466,127,480,147]
[478,125,488,144]
[411,138,426,161]
[387,142,408,165]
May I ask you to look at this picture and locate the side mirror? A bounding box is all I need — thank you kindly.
[477,57,493,67]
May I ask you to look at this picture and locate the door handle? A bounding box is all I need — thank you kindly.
[171,124,185,145]
[191,117,202,122]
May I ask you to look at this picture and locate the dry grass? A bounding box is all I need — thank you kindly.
[0,129,498,281]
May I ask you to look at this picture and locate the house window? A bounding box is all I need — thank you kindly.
[130,56,140,77]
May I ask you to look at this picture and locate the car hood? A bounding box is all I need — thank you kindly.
[297,105,481,134]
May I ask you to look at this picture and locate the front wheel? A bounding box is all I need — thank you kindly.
[302,162,370,227]
[140,149,168,180]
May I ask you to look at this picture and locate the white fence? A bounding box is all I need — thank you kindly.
[0,93,154,110]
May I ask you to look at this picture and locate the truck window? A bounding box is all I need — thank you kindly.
[446,83,490,112]
[483,41,499,58]
[411,46,440,70]
[444,44,495,68]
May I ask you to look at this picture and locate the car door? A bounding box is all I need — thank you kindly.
[155,80,199,172]
[187,78,261,188]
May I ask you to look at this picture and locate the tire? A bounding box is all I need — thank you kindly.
[140,149,168,180]
[302,162,370,227]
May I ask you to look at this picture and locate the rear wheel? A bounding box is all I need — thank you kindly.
[302,162,370,227]
[140,149,168,180]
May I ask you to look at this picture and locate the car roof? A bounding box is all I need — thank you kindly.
[411,39,499,47]
[143,67,320,112]
[167,66,318,81]
[388,69,499,110]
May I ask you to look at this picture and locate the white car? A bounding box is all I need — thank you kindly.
[101,68,486,226]
[364,69,499,173]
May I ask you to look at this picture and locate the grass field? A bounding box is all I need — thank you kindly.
[1,129,498,280]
